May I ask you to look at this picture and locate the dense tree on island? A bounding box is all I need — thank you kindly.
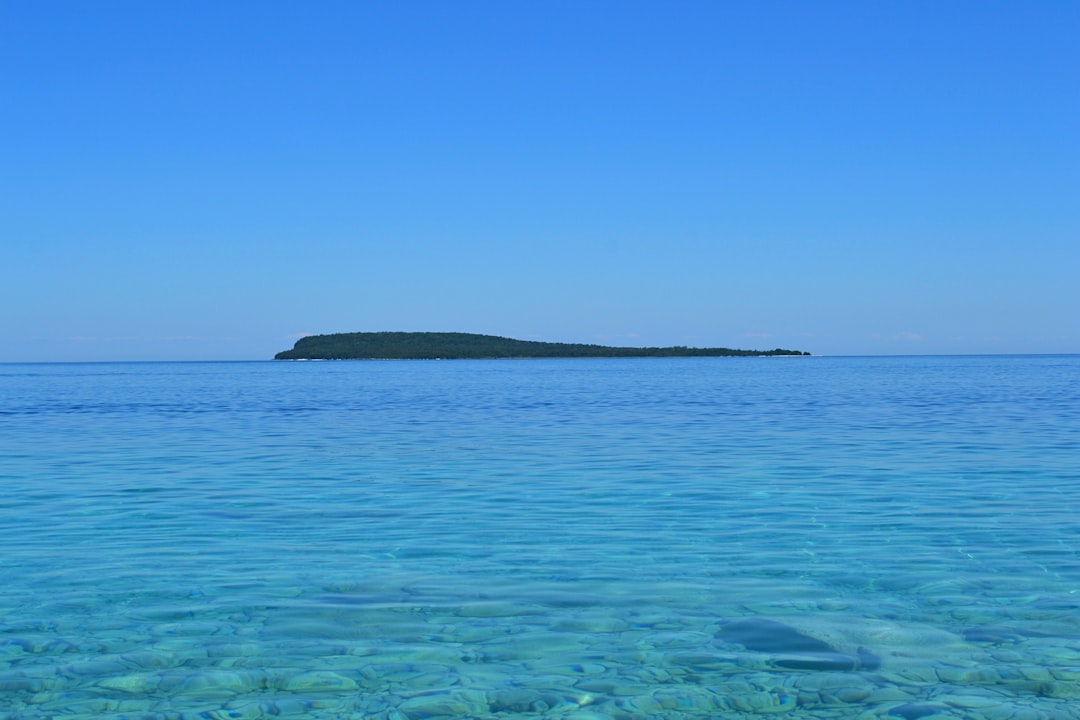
[274,332,810,360]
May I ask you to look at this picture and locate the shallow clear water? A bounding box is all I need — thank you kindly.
[1,356,1078,720]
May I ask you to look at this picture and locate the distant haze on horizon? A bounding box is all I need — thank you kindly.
[3,1,1077,362]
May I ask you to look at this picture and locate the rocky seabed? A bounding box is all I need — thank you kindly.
[2,605,1080,720]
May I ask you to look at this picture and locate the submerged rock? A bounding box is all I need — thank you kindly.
[886,702,948,720]
[717,618,881,672]
[963,627,1024,644]
[397,689,490,718]
[279,670,358,692]
[724,689,798,714]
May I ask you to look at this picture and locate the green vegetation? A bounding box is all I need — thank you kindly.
[274,332,810,360]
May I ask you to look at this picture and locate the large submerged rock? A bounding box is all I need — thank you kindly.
[717,618,881,672]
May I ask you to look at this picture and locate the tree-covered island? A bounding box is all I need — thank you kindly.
[274,332,809,360]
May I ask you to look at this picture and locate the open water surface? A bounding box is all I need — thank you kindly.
[1,356,1079,719]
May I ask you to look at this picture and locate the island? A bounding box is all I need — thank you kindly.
[274,332,809,360]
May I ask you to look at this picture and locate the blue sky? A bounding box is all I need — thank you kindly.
[3,1,1077,360]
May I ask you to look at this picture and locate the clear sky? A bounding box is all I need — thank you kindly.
[3,1,1077,361]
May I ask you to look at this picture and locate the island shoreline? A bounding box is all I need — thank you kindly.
[275,332,810,360]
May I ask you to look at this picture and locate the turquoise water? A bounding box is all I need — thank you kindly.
[1,356,1078,720]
